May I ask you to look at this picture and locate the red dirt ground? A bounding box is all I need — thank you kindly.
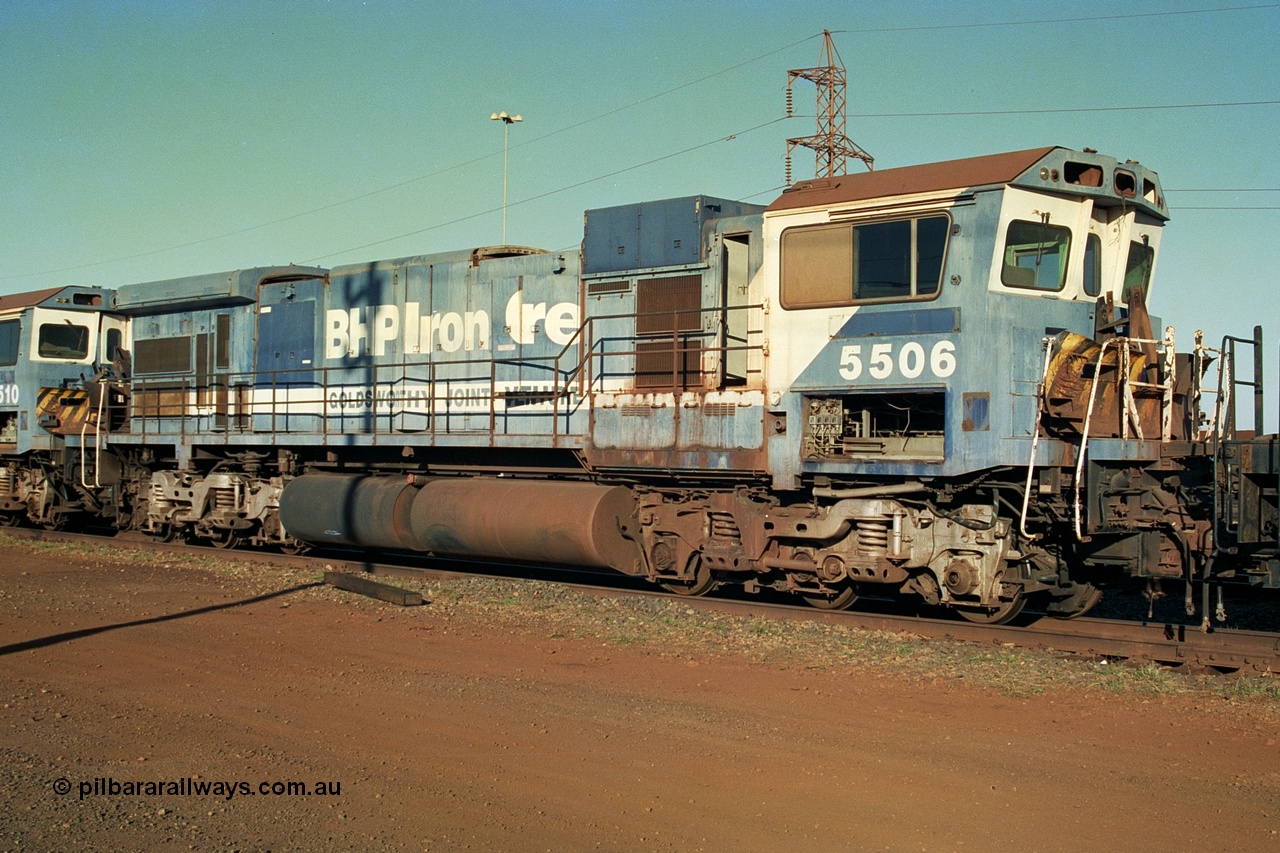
[1,542,1277,851]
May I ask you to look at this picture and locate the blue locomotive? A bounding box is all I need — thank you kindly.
[3,145,1274,623]
[0,285,126,527]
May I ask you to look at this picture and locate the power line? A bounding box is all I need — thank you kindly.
[830,3,1279,35]
[1165,189,1280,208]
[6,5,1279,282]
[851,100,1280,118]
[301,119,789,264]
[0,41,818,284]
[0,156,507,282]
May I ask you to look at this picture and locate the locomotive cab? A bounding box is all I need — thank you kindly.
[0,285,125,527]
[764,146,1170,487]
[989,150,1166,310]
[740,147,1183,619]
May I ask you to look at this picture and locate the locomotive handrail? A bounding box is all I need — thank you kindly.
[77,380,108,490]
[123,301,765,447]
[1071,332,1179,542]
[550,302,765,393]
[1216,326,1265,439]
[1205,326,1267,553]
[1020,334,1060,540]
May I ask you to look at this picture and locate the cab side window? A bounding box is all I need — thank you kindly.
[781,214,949,309]
[1122,240,1154,303]
[1001,219,1071,292]
[105,328,123,362]
[0,321,19,366]
[38,322,89,360]
[1083,234,1102,297]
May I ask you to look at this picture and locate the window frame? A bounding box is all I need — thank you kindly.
[28,308,98,364]
[0,320,19,367]
[779,212,951,310]
[999,218,1072,293]
[1122,239,1155,304]
[1083,232,1103,298]
[36,321,91,361]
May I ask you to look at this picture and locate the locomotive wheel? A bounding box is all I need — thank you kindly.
[1046,583,1103,619]
[279,541,311,556]
[662,557,717,597]
[802,584,858,611]
[210,528,241,550]
[956,591,1027,625]
[0,512,20,527]
[150,524,180,543]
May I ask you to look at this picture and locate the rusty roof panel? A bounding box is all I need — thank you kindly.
[0,287,66,312]
[766,147,1060,212]
[0,286,111,314]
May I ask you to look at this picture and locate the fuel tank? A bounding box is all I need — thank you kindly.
[278,473,642,574]
[277,474,417,551]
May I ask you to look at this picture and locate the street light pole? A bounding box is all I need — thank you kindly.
[490,110,522,245]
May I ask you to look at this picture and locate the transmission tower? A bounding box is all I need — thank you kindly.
[785,30,874,184]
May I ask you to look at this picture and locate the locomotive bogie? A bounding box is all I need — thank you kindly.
[140,469,284,548]
[0,461,56,527]
[631,485,1027,617]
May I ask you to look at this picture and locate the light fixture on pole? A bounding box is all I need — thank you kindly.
[490,110,522,245]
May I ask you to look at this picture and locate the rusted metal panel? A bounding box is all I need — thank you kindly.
[37,387,84,434]
[961,392,989,432]
[583,447,769,478]
[1042,332,1168,439]
[767,147,1057,212]
[0,287,65,313]
[674,402,765,451]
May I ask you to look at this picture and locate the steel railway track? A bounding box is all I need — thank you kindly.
[7,528,1278,675]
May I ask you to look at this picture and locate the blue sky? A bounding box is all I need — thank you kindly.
[2,0,1277,414]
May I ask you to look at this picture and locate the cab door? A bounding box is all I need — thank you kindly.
[255,278,324,431]
[96,313,129,431]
